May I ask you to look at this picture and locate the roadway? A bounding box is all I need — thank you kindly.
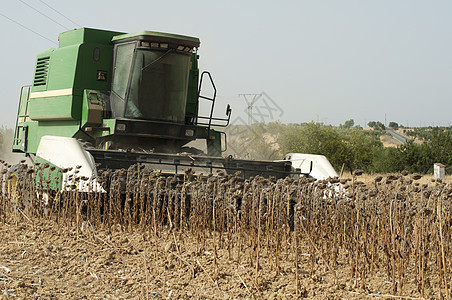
[385,130,419,144]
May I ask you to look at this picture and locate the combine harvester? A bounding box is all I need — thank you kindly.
[11,27,335,191]
[11,28,300,190]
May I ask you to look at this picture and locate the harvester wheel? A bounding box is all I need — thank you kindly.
[7,166,21,204]
[6,164,32,214]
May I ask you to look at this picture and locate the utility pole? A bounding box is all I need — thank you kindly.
[239,93,261,126]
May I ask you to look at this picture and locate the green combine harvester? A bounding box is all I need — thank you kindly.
[12,28,297,191]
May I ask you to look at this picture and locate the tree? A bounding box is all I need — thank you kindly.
[279,122,351,170]
[346,129,383,171]
[425,128,452,168]
[398,141,431,173]
[371,147,404,173]
[368,121,385,130]
[385,128,452,174]
[388,122,399,130]
[341,119,355,129]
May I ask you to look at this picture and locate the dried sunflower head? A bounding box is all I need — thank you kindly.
[411,174,422,180]
[353,170,364,176]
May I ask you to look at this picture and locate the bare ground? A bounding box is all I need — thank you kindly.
[0,219,429,299]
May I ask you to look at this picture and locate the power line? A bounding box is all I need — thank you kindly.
[18,0,70,30]
[239,93,262,125]
[0,11,57,45]
[37,0,80,28]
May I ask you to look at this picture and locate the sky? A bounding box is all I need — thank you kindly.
[1,0,451,128]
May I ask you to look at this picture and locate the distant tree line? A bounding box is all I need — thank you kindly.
[2,122,450,174]
[226,121,452,174]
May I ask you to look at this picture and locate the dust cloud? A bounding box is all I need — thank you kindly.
[0,127,30,166]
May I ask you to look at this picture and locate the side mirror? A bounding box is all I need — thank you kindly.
[226,104,232,116]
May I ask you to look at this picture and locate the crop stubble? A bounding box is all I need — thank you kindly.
[0,162,450,299]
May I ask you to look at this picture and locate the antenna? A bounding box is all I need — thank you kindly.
[239,93,261,125]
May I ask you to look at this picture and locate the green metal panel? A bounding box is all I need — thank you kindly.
[75,43,115,91]
[12,124,29,153]
[19,120,80,154]
[33,156,63,190]
[29,30,117,121]
[29,44,81,120]
[12,121,36,153]
[59,28,124,48]
[29,95,77,121]
[31,49,54,93]
[18,86,30,117]
[46,45,79,91]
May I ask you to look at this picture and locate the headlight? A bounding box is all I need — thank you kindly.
[116,123,126,131]
[185,129,194,137]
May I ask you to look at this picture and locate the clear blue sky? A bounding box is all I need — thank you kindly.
[1,0,451,128]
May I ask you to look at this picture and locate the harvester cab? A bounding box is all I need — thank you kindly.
[12,28,297,190]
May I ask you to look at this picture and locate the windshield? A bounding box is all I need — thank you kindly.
[111,43,191,123]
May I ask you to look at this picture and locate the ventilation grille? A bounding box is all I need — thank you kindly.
[33,57,50,87]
